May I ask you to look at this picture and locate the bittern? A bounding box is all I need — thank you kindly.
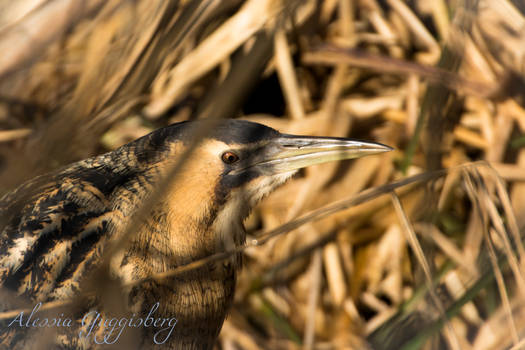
[0,119,391,349]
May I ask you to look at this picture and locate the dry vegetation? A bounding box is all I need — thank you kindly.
[1,0,525,349]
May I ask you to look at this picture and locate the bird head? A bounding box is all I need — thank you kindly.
[144,119,392,254]
[208,120,392,207]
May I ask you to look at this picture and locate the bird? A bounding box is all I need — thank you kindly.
[0,119,391,349]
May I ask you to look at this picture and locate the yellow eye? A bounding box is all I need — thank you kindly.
[221,151,239,164]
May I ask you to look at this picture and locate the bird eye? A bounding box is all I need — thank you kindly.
[221,151,239,164]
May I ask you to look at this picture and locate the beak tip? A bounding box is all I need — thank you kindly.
[364,142,393,154]
[382,144,394,152]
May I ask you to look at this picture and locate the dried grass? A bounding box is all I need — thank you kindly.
[1,0,525,349]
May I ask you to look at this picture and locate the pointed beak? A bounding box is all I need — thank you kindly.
[255,134,393,175]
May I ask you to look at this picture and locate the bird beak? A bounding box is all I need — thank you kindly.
[257,134,393,175]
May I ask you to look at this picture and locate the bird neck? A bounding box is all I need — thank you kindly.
[116,205,240,349]
[110,168,246,349]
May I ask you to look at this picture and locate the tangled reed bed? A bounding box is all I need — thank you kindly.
[1,0,525,349]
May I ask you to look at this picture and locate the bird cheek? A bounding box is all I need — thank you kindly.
[240,174,287,206]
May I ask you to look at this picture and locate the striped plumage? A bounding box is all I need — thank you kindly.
[0,119,391,349]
